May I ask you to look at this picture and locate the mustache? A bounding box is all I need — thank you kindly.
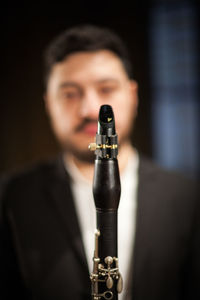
[75,118,97,132]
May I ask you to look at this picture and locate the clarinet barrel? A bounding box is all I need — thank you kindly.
[89,105,123,300]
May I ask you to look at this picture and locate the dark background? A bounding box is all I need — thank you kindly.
[0,1,199,175]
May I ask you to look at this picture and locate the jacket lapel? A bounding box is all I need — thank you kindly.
[129,155,158,297]
[45,156,89,278]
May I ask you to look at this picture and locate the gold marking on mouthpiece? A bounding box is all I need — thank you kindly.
[107,117,112,122]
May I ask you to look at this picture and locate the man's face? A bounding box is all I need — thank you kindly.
[45,50,138,161]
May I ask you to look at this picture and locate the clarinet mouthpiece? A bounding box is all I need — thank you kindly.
[88,105,118,159]
[98,105,116,136]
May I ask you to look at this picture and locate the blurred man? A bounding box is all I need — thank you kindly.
[0,25,199,300]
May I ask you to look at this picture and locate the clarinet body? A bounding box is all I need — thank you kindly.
[89,105,123,300]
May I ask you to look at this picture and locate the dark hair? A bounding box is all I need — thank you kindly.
[43,24,133,87]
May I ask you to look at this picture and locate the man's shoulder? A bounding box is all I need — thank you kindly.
[138,154,199,200]
[1,158,58,189]
[0,157,68,209]
[139,154,195,181]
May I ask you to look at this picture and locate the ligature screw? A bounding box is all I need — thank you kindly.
[88,143,118,151]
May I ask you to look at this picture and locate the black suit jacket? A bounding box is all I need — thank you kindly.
[0,155,199,300]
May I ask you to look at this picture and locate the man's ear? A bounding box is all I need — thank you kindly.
[129,80,139,117]
[43,93,50,116]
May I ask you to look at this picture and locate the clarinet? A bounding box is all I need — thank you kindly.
[89,105,123,300]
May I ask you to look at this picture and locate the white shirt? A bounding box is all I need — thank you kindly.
[65,151,139,299]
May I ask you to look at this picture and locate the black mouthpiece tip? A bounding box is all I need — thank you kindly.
[99,105,114,124]
[98,105,115,135]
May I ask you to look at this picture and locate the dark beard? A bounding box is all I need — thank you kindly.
[62,143,95,164]
[71,148,95,164]
[64,118,97,163]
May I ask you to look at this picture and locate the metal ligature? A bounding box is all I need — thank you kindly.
[89,105,123,300]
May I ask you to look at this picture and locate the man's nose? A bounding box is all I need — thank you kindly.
[79,90,101,119]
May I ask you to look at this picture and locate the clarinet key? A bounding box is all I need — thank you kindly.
[98,291,113,299]
[106,275,113,289]
[117,273,123,293]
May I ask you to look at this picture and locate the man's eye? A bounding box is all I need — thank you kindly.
[100,87,115,94]
[63,91,79,99]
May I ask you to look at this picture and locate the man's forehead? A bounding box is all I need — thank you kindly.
[58,78,120,90]
[63,49,121,64]
[50,51,128,84]
[55,50,126,73]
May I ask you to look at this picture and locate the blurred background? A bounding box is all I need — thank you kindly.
[1,0,199,178]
